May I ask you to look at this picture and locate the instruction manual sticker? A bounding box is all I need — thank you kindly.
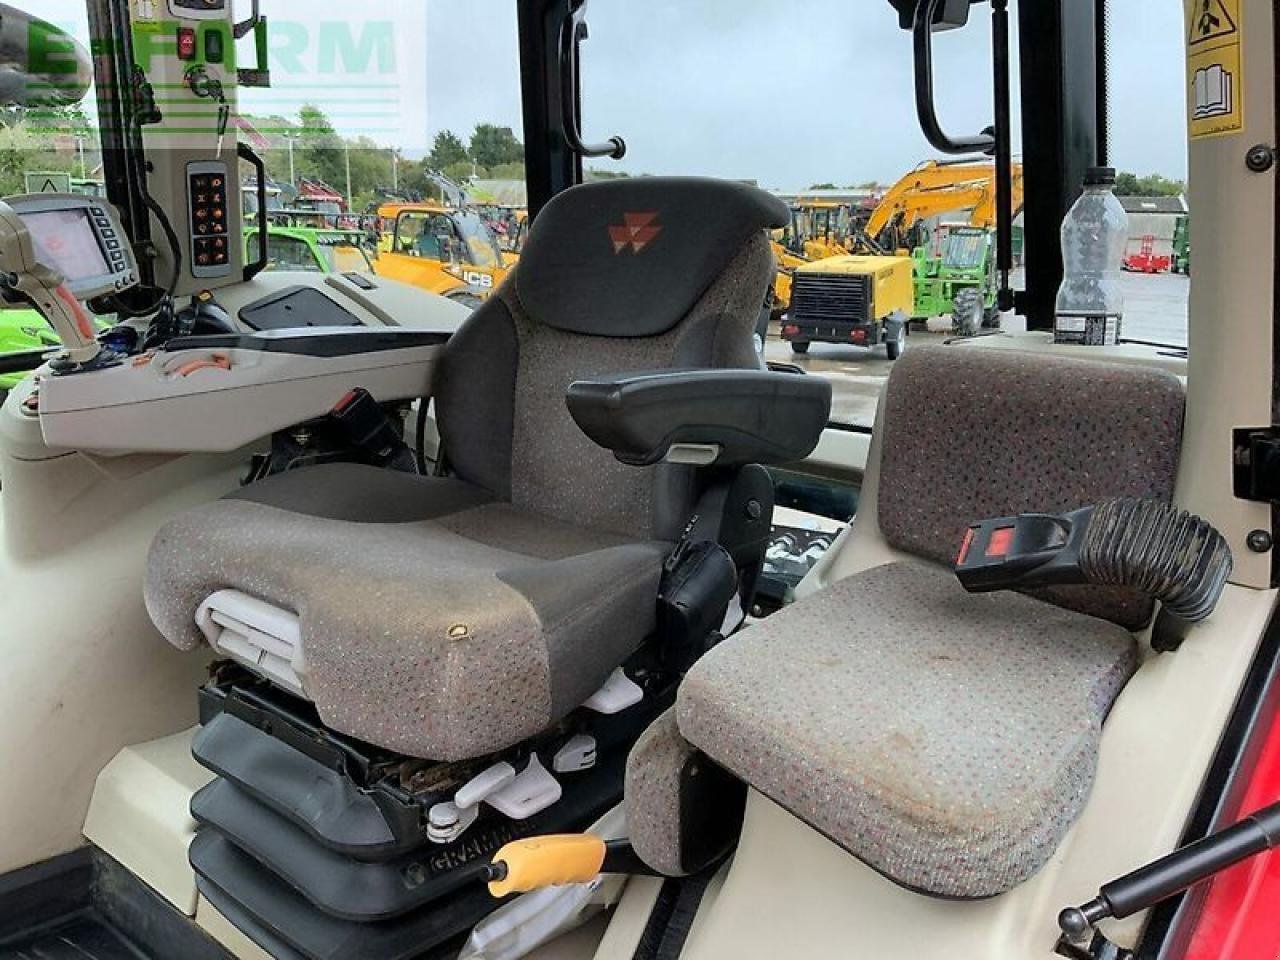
[1186,0,1244,139]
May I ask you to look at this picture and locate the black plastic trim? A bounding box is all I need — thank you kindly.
[518,0,579,217]
[192,712,403,859]
[0,348,52,377]
[238,285,365,331]
[163,328,449,358]
[193,748,624,921]
[0,848,94,942]
[190,832,488,960]
[0,847,232,959]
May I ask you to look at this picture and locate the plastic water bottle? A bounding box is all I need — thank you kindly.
[1054,166,1129,345]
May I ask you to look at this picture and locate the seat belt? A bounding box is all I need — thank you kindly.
[631,871,716,960]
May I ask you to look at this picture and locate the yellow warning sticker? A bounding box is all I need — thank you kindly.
[1186,0,1244,139]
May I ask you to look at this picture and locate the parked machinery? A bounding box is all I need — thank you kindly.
[782,161,1024,354]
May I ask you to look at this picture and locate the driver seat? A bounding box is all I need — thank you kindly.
[144,178,811,956]
[146,177,792,762]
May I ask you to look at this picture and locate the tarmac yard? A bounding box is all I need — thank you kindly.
[768,270,1191,429]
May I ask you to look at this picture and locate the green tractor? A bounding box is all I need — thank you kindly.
[244,224,375,274]
[1172,215,1191,276]
[0,306,62,392]
[911,224,999,336]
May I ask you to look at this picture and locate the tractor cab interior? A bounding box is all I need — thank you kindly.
[0,3,1276,960]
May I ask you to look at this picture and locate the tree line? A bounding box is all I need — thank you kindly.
[248,107,527,210]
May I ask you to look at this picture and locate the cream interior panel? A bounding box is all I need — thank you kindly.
[82,728,213,914]
[1178,0,1276,589]
[0,433,242,873]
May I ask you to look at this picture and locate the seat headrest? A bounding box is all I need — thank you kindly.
[517,177,789,338]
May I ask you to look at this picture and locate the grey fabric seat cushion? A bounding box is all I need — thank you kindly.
[876,347,1185,629]
[677,561,1137,899]
[624,709,746,877]
[146,463,667,762]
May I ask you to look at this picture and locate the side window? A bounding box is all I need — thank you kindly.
[264,235,322,273]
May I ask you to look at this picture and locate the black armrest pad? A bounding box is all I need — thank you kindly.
[566,368,832,467]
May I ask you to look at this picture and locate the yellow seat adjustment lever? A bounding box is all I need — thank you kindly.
[485,835,608,898]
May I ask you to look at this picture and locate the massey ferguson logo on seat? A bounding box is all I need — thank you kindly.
[609,212,662,254]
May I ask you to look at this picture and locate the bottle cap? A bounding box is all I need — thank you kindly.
[1084,166,1116,186]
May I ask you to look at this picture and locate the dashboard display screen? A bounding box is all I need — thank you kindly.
[24,209,110,282]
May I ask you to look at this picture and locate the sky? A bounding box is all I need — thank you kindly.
[41,0,1189,192]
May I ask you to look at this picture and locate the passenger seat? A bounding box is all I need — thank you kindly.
[626,346,1186,898]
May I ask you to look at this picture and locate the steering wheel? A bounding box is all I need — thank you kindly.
[0,4,93,106]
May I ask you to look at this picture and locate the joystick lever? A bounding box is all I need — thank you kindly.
[0,201,103,368]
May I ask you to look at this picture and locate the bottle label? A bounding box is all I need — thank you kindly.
[1054,313,1122,346]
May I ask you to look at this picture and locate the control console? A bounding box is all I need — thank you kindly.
[187,162,232,277]
[0,193,139,367]
[6,193,139,299]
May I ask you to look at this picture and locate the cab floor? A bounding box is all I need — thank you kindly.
[0,914,145,960]
[0,849,228,960]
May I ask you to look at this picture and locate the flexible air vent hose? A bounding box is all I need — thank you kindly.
[1079,498,1233,622]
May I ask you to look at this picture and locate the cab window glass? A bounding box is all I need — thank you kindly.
[452,213,503,268]
[329,244,373,273]
[582,1,1188,429]
[264,234,322,272]
[395,213,456,259]
[941,229,987,270]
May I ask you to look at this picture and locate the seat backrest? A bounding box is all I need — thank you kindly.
[876,346,1185,628]
[436,177,789,540]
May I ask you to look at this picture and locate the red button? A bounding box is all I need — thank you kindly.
[177,28,198,60]
[987,526,1015,558]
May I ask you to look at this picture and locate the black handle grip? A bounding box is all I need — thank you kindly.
[238,142,270,282]
[912,0,996,155]
[559,3,627,159]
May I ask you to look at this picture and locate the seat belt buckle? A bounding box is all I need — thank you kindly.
[954,506,1093,593]
[329,387,415,471]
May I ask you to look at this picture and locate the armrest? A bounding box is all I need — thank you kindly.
[566,368,832,467]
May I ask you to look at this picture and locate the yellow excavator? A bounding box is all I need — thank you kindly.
[863,159,1025,252]
[781,160,1024,355]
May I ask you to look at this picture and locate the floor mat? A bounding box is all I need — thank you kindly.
[0,912,144,960]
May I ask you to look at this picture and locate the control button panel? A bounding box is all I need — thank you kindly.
[89,205,131,277]
[187,161,232,279]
